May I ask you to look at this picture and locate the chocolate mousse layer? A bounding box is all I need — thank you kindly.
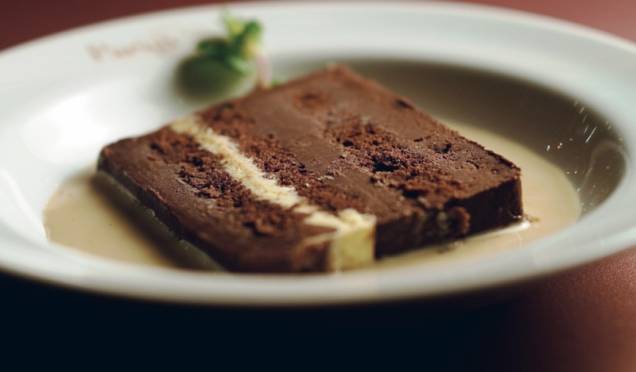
[98,65,522,272]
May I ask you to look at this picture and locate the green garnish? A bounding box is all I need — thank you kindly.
[178,11,265,97]
[270,78,285,87]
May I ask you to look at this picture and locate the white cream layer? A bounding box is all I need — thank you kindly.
[170,116,376,271]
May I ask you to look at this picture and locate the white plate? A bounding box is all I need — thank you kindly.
[1,1,636,306]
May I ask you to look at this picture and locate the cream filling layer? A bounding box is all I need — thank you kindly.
[170,116,376,270]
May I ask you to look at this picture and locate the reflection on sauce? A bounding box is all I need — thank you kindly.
[43,122,580,271]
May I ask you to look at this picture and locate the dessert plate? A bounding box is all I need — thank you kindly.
[1,1,635,305]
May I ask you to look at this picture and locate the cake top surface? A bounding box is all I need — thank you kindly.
[197,65,519,215]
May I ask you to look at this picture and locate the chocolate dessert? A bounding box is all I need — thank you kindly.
[98,66,522,272]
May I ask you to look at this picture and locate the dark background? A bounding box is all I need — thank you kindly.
[2,1,636,370]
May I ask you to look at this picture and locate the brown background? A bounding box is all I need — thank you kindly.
[2,1,636,369]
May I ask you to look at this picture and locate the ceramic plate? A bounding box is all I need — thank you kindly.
[1,1,635,305]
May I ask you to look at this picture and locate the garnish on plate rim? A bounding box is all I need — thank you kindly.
[178,11,270,97]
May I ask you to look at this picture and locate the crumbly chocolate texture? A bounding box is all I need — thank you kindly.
[198,66,522,255]
[98,65,522,272]
[99,128,333,272]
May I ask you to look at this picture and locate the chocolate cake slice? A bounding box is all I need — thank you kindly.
[98,65,522,272]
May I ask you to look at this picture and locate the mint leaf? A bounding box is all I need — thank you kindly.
[178,11,266,96]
